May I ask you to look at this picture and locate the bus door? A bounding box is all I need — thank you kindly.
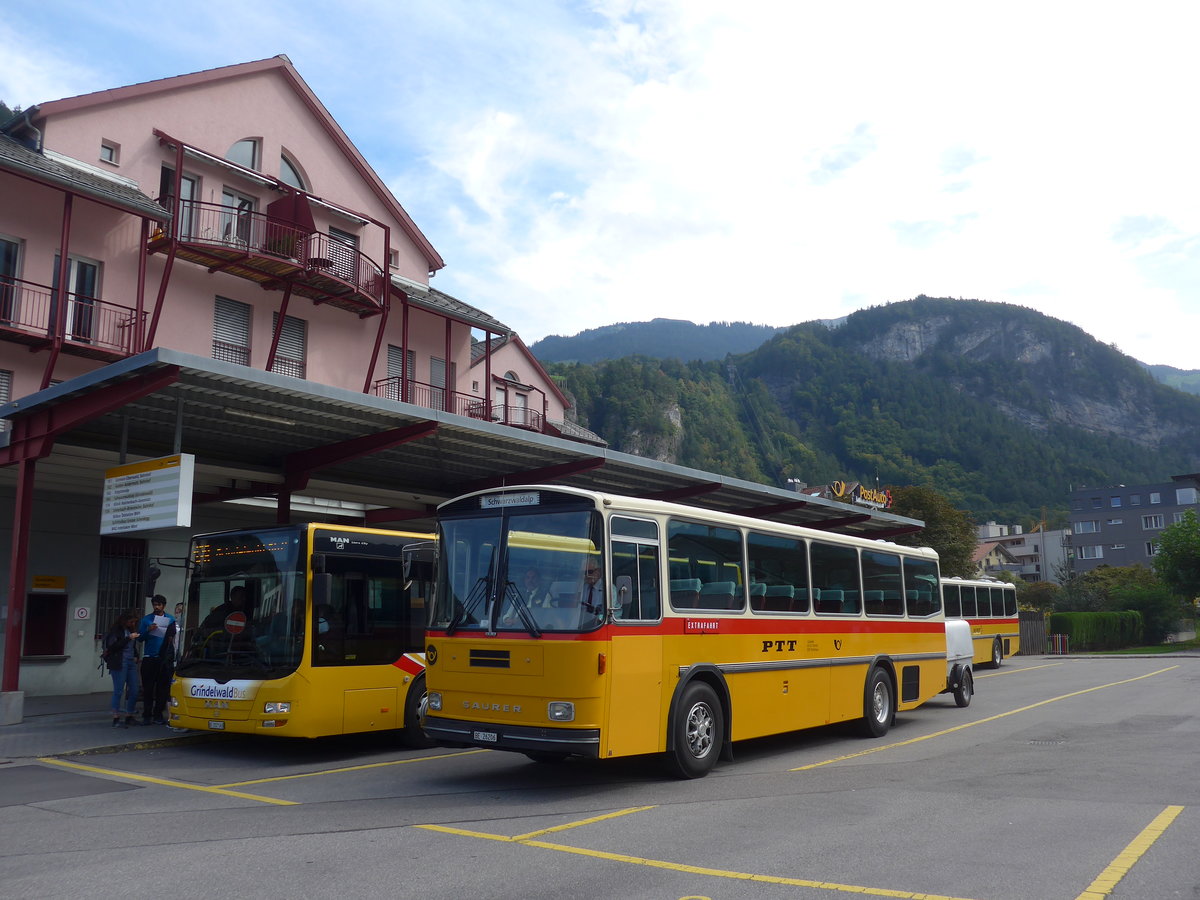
[604,517,664,758]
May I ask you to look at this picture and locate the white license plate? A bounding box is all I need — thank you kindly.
[208,720,226,730]
[472,730,498,743]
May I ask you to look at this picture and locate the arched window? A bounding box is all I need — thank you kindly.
[226,138,260,170]
[505,370,520,382]
[279,153,306,189]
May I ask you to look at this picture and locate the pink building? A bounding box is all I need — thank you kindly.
[0,57,592,702]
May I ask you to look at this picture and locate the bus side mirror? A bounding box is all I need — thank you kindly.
[612,575,632,612]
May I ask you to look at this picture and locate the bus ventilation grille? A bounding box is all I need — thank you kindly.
[470,649,511,668]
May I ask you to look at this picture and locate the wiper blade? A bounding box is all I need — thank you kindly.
[500,581,542,638]
[447,574,491,636]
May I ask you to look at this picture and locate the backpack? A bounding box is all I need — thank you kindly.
[98,632,126,673]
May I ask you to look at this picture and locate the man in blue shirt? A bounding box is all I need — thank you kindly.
[138,595,177,725]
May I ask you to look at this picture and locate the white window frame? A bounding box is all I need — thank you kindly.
[1078,545,1103,560]
[1142,514,1165,530]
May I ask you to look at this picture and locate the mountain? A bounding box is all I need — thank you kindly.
[530,319,783,363]
[1146,364,1200,396]
[545,297,1200,526]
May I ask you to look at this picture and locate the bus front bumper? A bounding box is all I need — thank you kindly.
[423,716,601,758]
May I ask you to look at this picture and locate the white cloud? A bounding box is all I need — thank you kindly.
[5,0,1200,367]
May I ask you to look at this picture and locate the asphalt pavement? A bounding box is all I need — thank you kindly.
[0,691,207,763]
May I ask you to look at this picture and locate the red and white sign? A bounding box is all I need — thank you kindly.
[225,611,248,634]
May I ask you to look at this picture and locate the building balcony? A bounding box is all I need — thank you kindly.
[148,200,386,316]
[372,376,547,433]
[0,277,144,360]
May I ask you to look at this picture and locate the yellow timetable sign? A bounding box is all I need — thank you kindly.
[100,453,195,535]
[32,575,67,591]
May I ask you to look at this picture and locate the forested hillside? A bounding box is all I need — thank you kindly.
[531,319,782,363]
[547,298,1200,527]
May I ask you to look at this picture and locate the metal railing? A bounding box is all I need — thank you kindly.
[171,200,386,305]
[372,378,547,432]
[0,276,143,354]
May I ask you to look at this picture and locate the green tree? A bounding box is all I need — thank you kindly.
[1152,510,1200,602]
[1107,585,1182,645]
[886,484,977,577]
[1017,580,1060,614]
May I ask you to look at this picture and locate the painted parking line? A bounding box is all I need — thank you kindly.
[1075,805,1185,900]
[416,815,980,900]
[791,666,1179,772]
[38,757,296,806]
[974,661,1065,678]
[218,748,488,788]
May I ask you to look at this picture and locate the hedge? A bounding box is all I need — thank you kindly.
[1048,611,1143,651]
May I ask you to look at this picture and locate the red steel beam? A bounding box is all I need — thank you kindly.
[283,420,438,490]
[0,368,181,466]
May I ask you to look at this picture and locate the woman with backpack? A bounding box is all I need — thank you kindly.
[102,610,142,727]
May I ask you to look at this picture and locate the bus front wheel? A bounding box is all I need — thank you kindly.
[666,681,723,779]
[990,640,1003,669]
[401,674,436,748]
[858,668,893,738]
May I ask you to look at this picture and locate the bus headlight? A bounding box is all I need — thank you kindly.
[548,701,575,722]
[264,702,291,714]
[427,692,442,712]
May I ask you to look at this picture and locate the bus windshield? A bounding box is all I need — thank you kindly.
[434,506,605,634]
[177,527,306,680]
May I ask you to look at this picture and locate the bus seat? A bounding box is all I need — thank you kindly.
[882,590,902,615]
[698,581,737,609]
[842,592,860,614]
[913,591,933,616]
[817,589,843,613]
[748,582,767,610]
[864,590,885,615]
[549,581,574,602]
[763,584,794,612]
[670,578,702,609]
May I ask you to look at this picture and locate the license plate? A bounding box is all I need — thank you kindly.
[472,730,498,743]
[208,720,226,730]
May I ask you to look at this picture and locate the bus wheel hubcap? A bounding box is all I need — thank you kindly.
[686,702,715,758]
[872,684,888,722]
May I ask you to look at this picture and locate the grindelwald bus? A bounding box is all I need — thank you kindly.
[170,522,435,742]
[422,486,971,778]
[941,576,1019,668]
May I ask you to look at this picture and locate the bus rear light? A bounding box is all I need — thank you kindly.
[264,702,291,714]
[548,701,575,722]
[428,692,443,711]
[598,652,607,674]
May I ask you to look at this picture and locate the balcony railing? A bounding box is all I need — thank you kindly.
[371,377,546,432]
[151,200,386,314]
[0,276,143,358]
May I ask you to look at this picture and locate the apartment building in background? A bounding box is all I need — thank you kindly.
[1067,474,1200,574]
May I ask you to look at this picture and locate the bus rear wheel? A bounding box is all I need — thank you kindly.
[858,667,893,738]
[666,682,723,779]
[990,639,1003,669]
[401,674,436,748]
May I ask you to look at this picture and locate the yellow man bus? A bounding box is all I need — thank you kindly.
[170,522,434,742]
[941,576,1019,667]
[423,486,968,778]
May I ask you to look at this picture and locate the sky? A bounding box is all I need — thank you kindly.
[3,1,1199,368]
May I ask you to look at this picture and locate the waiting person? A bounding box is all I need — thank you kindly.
[102,610,141,727]
[138,595,176,725]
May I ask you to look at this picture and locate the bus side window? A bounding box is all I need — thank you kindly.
[609,524,661,621]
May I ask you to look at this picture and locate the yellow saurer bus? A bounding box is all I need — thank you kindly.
[423,486,968,778]
[170,522,435,742]
[941,576,1020,668]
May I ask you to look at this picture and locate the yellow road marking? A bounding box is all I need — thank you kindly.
[791,666,1179,771]
[1075,805,1184,899]
[512,806,656,841]
[219,749,488,787]
[415,823,978,899]
[38,757,296,806]
[974,662,1064,678]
